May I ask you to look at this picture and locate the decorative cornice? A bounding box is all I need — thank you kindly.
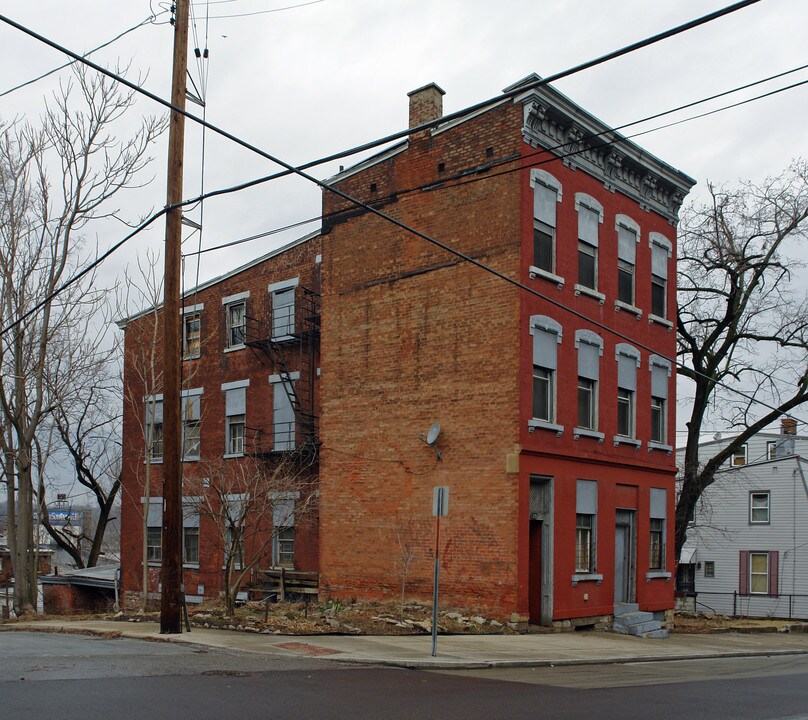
[518,87,695,224]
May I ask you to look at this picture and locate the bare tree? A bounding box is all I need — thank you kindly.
[185,454,316,617]
[0,67,166,614]
[676,160,808,560]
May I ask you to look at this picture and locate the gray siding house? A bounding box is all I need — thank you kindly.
[677,421,808,619]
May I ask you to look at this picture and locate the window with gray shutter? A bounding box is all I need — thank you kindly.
[273,381,296,451]
[616,346,639,391]
[650,359,670,400]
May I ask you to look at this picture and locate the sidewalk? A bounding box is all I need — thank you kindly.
[3,619,807,669]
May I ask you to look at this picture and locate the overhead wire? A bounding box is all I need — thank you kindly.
[205,0,325,19]
[4,0,803,428]
[183,60,808,258]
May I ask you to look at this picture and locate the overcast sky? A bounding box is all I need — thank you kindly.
[2,0,808,445]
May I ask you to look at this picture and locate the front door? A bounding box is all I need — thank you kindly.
[528,519,542,623]
[614,510,635,603]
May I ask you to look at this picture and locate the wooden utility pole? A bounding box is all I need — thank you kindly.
[160,0,190,634]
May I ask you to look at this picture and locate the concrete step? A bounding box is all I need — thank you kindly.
[613,602,639,615]
[642,629,669,639]
[613,611,654,627]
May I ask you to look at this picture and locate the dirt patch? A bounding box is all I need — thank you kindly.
[673,613,794,634]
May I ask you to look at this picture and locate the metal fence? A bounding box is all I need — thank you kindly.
[688,590,808,620]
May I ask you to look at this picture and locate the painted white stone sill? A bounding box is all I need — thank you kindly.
[223,452,245,460]
[572,573,603,586]
[574,284,606,304]
[528,419,564,436]
[223,344,246,354]
[613,435,642,448]
[529,265,565,289]
[573,427,604,442]
[645,571,672,582]
[648,441,673,454]
[648,313,673,330]
[614,299,642,319]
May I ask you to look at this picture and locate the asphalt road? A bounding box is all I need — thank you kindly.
[2,632,808,720]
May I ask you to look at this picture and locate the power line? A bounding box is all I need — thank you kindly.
[0,14,165,99]
[5,0,802,426]
[185,61,808,258]
[206,0,326,19]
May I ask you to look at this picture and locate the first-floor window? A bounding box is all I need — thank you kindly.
[225,526,245,570]
[183,526,199,564]
[617,388,634,437]
[147,526,162,562]
[575,514,594,572]
[577,377,596,429]
[749,552,769,594]
[650,396,665,443]
[276,527,295,567]
[704,561,715,578]
[649,518,664,570]
[533,365,554,422]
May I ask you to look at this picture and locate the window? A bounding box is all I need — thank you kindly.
[269,278,298,339]
[733,444,748,466]
[649,487,667,573]
[271,375,297,451]
[578,378,596,430]
[649,518,664,570]
[183,526,199,564]
[766,440,777,461]
[533,367,553,422]
[226,301,246,348]
[651,397,665,443]
[273,496,296,567]
[147,526,162,562]
[223,494,247,569]
[750,491,770,524]
[223,381,249,456]
[649,233,672,320]
[749,552,769,594]
[145,398,163,461]
[617,388,634,437]
[183,312,201,359]
[649,355,671,446]
[575,329,603,434]
[616,216,639,307]
[575,194,603,292]
[182,391,201,460]
[225,526,245,570]
[704,561,715,578]
[530,170,561,275]
[575,479,598,575]
[575,514,593,572]
[740,550,779,596]
[530,316,562,427]
[616,344,640,441]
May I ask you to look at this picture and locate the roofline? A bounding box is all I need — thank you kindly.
[324,140,409,185]
[116,230,319,329]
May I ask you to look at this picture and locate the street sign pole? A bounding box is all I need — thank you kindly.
[431,486,448,658]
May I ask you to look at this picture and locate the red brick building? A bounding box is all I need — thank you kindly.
[119,75,694,628]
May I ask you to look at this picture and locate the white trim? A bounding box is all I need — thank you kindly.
[615,214,640,235]
[573,427,604,442]
[268,277,299,293]
[571,573,603,585]
[574,192,604,221]
[574,284,606,304]
[143,393,164,402]
[614,436,642,448]
[649,232,673,254]
[645,571,672,581]
[269,372,300,383]
[221,379,250,391]
[648,441,673,454]
[529,168,563,200]
[315,254,322,264]
[529,265,565,288]
[180,386,204,397]
[180,303,204,315]
[223,344,246,354]
[528,419,564,436]
[223,452,245,460]
[221,291,250,305]
[649,314,673,329]
[615,299,642,318]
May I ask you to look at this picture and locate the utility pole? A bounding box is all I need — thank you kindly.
[160,0,190,634]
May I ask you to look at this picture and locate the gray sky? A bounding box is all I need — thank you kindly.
[2,0,808,445]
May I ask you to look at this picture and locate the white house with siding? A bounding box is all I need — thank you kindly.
[677,421,808,619]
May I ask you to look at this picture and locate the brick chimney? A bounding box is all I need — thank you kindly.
[781,417,797,435]
[407,83,446,131]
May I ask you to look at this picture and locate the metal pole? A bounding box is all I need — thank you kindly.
[431,504,441,657]
[160,0,189,635]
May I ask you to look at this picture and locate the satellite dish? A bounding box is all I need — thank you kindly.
[426,423,441,446]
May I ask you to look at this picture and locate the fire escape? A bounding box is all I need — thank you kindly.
[244,285,320,459]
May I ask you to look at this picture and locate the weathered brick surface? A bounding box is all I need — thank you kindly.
[120,239,322,602]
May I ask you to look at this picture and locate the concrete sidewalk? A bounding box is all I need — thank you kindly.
[3,619,807,669]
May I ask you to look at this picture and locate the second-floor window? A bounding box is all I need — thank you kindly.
[732,444,748,466]
[575,329,603,433]
[227,301,246,348]
[530,316,562,426]
[616,343,640,440]
[750,491,770,524]
[182,391,201,460]
[183,311,201,359]
[223,381,249,456]
[145,398,163,461]
[269,278,298,339]
[651,396,665,444]
[649,355,671,445]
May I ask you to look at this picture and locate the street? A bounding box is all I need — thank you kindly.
[1,632,808,720]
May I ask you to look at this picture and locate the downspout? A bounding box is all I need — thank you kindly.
[114,567,121,612]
